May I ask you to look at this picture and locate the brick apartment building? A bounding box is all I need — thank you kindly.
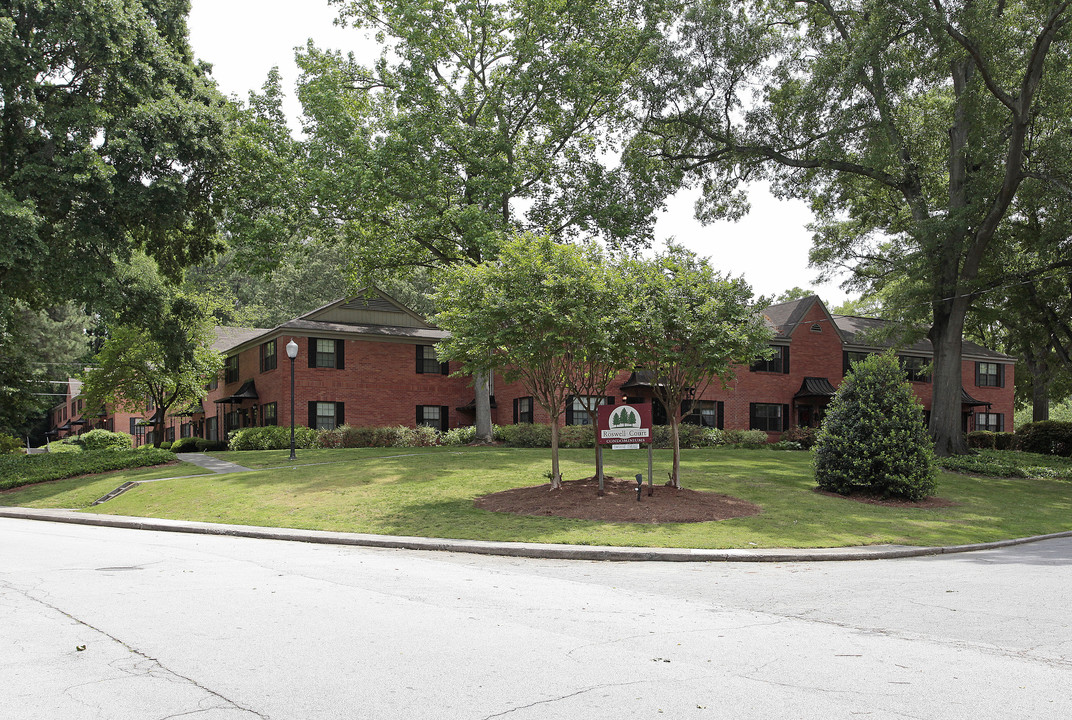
[50,291,1016,444]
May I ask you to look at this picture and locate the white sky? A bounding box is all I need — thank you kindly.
[188,0,850,306]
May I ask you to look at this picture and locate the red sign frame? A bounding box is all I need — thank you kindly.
[596,403,653,445]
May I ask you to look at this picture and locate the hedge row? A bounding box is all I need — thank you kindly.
[966,421,1072,456]
[0,448,177,490]
[222,423,776,451]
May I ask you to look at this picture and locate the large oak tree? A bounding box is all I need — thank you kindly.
[635,0,1072,454]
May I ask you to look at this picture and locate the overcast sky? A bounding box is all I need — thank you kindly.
[187,0,850,306]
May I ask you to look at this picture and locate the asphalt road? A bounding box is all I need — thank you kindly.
[2,518,1070,720]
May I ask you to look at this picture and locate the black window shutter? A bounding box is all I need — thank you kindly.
[782,404,790,431]
[565,396,574,425]
[336,339,345,369]
[748,403,757,430]
[843,352,850,376]
[308,401,316,428]
[336,402,344,427]
[717,402,725,430]
[999,364,1005,388]
[308,338,316,368]
[441,358,449,375]
[416,405,423,426]
[605,396,614,406]
[513,398,519,424]
[441,406,449,431]
[783,346,791,374]
[258,345,264,373]
[416,345,424,374]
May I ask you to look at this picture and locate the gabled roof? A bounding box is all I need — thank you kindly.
[761,296,1015,362]
[832,314,1014,361]
[762,295,832,340]
[214,289,444,356]
[211,326,271,354]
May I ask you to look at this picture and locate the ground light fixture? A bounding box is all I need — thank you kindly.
[286,339,299,460]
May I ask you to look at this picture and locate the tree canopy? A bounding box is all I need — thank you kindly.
[635,0,1072,454]
[624,245,772,487]
[434,234,632,489]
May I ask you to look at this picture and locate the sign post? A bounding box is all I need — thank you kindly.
[596,403,654,495]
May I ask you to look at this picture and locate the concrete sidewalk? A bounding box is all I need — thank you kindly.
[3,506,1070,562]
[174,452,252,474]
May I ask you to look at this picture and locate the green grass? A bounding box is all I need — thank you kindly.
[0,462,212,509]
[3,447,1071,549]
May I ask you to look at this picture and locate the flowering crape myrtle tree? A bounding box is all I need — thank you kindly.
[434,235,632,490]
[624,245,772,488]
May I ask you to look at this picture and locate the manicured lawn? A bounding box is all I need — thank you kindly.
[3,447,1070,549]
[0,462,212,509]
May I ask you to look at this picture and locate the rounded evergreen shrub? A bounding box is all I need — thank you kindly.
[0,432,24,454]
[813,353,937,501]
[79,429,134,451]
[170,437,199,453]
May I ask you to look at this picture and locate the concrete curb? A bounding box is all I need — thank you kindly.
[3,506,1071,562]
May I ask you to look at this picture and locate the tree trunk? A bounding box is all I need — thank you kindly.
[1032,374,1050,423]
[929,302,970,456]
[669,417,681,488]
[549,421,561,489]
[474,370,493,443]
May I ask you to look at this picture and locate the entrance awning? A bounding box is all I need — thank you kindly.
[961,388,992,407]
[456,396,498,413]
[214,380,259,404]
[794,377,837,399]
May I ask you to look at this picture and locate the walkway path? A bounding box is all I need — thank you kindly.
[174,452,252,474]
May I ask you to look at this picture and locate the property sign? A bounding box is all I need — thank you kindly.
[596,403,652,446]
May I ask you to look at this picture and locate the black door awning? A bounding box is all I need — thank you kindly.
[214,380,259,404]
[794,377,837,399]
[961,388,992,407]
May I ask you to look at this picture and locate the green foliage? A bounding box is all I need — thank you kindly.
[937,450,1072,481]
[45,439,82,453]
[441,426,478,446]
[228,426,321,451]
[0,0,228,330]
[782,426,819,449]
[0,432,24,454]
[0,449,176,490]
[313,425,442,450]
[495,424,554,448]
[814,354,937,500]
[637,0,1072,455]
[79,429,133,452]
[80,290,223,448]
[966,431,1017,451]
[625,244,773,485]
[170,437,200,453]
[1016,421,1072,457]
[195,440,229,452]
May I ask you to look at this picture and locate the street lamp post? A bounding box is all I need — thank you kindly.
[286,339,299,460]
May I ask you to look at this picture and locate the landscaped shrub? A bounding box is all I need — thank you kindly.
[170,437,199,453]
[442,426,477,445]
[967,431,1017,451]
[558,424,595,448]
[813,353,937,500]
[195,439,228,452]
[0,432,23,454]
[79,429,134,451]
[497,423,554,447]
[769,440,803,451]
[1016,421,1072,457]
[46,439,82,453]
[0,448,176,490]
[229,425,320,451]
[782,425,819,449]
[737,430,770,448]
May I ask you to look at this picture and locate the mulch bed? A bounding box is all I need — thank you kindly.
[475,476,762,524]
